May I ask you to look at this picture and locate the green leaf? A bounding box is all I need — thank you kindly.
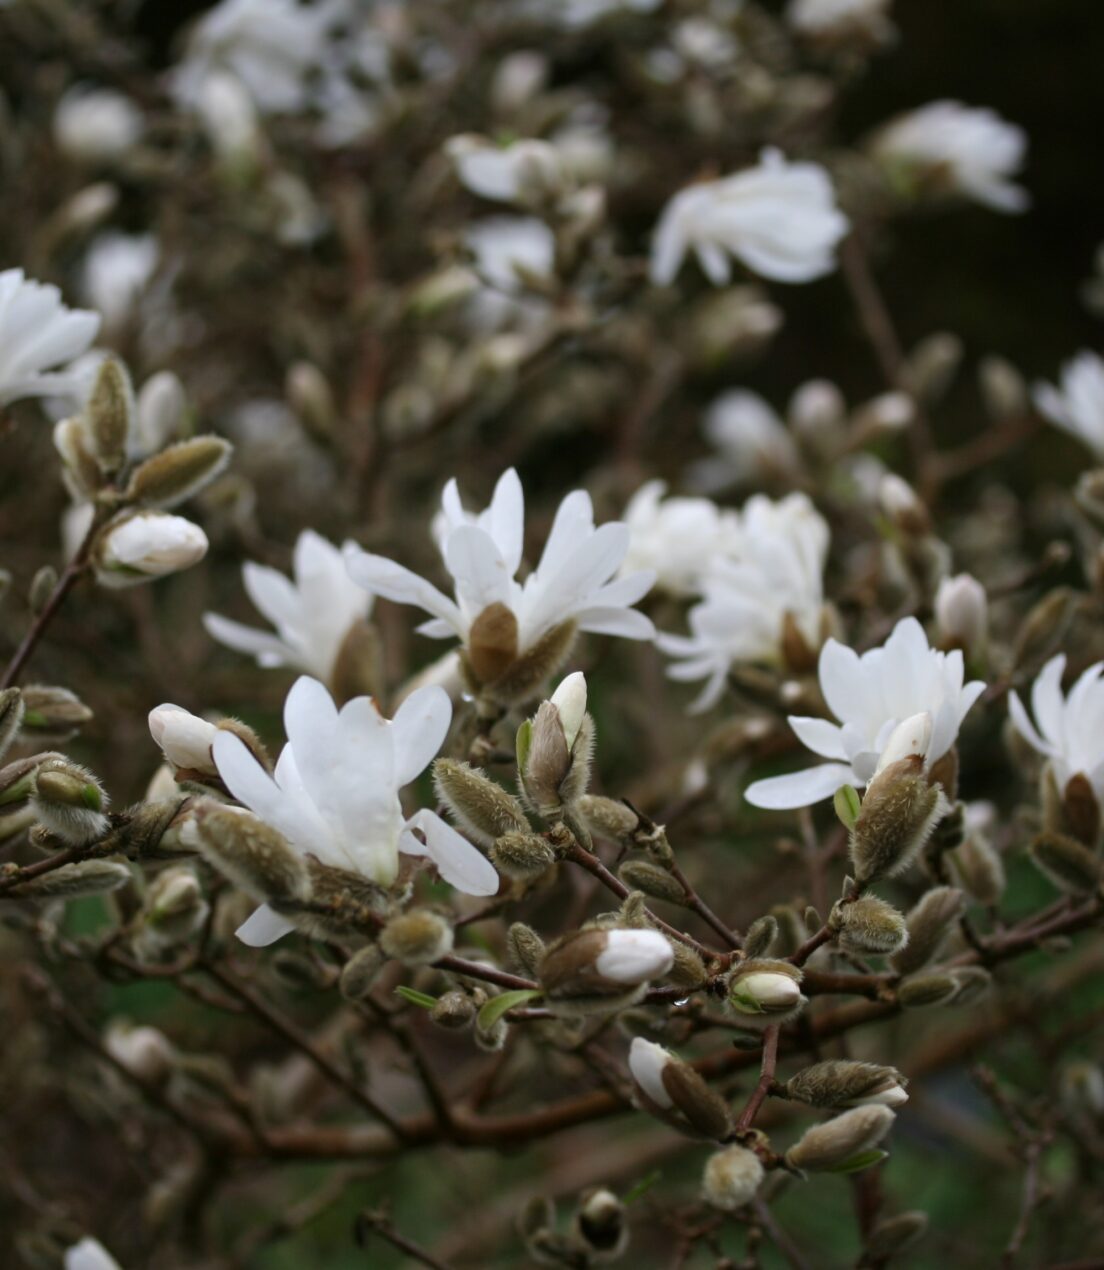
[826,1148,888,1175]
[394,985,438,1009]
[622,1170,662,1205]
[477,988,541,1031]
[834,784,861,830]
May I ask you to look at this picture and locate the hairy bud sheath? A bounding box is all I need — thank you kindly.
[572,1187,628,1262]
[20,685,93,738]
[891,886,965,975]
[434,758,529,845]
[519,673,594,816]
[949,830,1006,906]
[866,1212,929,1260]
[135,866,208,956]
[1029,831,1102,894]
[628,1037,731,1139]
[576,794,640,841]
[31,757,109,845]
[727,959,805,1022]
[539,928,673,1012]
[125,436,232,509]
[830,896,908,956]
[87,355,134,474]
[785,1061,908,1109]
[702,1146,764,1211]
[339,945,385,1000]
[379,909,454,966]
[506,922,546,976]
[12,858,131,898]
[0,688,24,761]
[489,831,556,881]
[184,800,309,904]
[785,1105,896,1173]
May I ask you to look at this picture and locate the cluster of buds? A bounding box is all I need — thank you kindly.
[628,1038,731,1139]
[516,673,593,825]
[537,927,674,1016]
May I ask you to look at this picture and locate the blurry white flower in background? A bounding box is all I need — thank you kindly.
[787,0,893,43]
[64,1238,121,1270]
[546,0,662,30]
[744,616,985,808]
[620,481,741,597]
[205,530,371,683]
[689,389,801,491]
[1009,654,1104,807]
[80,232,159,332]
[462,217,557,332]
[650,149,850,287]
[0,269,100,407]
[1032,351,1104,459]
[449,136,566,206]
[870,100,1029,213]
[53,84,144,163]
[657,493,830,711]
[194,70,263,166]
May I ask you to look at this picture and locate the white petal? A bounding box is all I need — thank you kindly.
[744,762,855,810]
[203,612,293,668]
[817,638,869,725]
[573,606,656,639]
[787,716,849,761]
[443,524,514,611]
[1031,654,1067,747]
[487,467,525,574]
[1008,689,1051,756]
[236,904,297,947]
[402,808,499,896]
[343,546,463,632]
[391,684,452,787]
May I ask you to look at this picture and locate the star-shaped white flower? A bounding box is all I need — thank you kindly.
[745,616,985,808]
[620,480,741,598]
[1032,351,1104,460]
[204,530,371,684]
[213,676,499,946]
[650,149,849,288]
[344,467,655,660]
[0,269,100,408]
[1009,654,1104,806]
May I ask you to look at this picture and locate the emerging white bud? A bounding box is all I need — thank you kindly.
[702,1145,765,1211]
[935,573,988,655]
[96,512,208,587]
[595,929,675,984]
[550,671,587,749]
[149,705,219,774]
[54,85,144,163]
[878,473,927,527]
[196,71,261,166]
[103,1022,174,1083]
[628,1037,675,1109]
[873,712,933,776]
[133,370,186,458]
[735,971,802,1009]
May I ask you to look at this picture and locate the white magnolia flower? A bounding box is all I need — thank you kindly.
[213,676,498,945]
[595,929,674,982]
[650,149,849,287]
[620,480,741,597]
[934,573,988,653]
[149,704,219,772]
[54,84,144,162]
[81,232,159,330]
[0,269,100,407]
[448,135,565,205]
[787,0,892,38]
[96,512,208,587]
[690,389,801,491]
[65,1239,121,1270]
[194,70,262,165]
[745,616,985,809]
[1032,351,1104,459]
[552,0,662,29]
[345,467,655,664]
[1009,655,1104,806]
[658,493,830,712]
[871,100,1029,213]
[463,217,556,293]
[171,0,332,114]
[628,1036,674,1107]
[204,530,371,684]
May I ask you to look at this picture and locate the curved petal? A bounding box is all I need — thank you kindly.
[744,762,855,810]
[202,612,293,668]
[573,606,656,639]
[343,546,462,632]
[443,524,514,612]
[487,468,525,574]
[1031,654,1067,747]
[787,715,849,761]
[401,808,500,896]
[391,684,452,787]
[1008,689,1052,757]
[236,904,297,947]
[817,638,868,727]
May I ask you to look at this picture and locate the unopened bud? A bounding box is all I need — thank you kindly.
[434,758,529,845]
[95,512,208,587]
[86,356,135,473]
[430,989,477,1030]
[572,1187,628,1261]
[474,616,576,707]
[618,859,686,904]
[904,332,962,404]
[506,921,546,976]
[1060,1061,1104,1120]
[979,355,1027,422]
[519,676,594,815]
[539,928,673,1010]
[104,1022,174,1084]
[789,378,846,445]
[54,415,101,499]
[948,826,1005,906]
[855,391,916,434]
[137,866,208,953]
[702,1145,764,1210]
[785,1060,908,1109]
[380,909,454,966]
[185,800,309,904]
[286,361,336,440]
[853,740,949,887]
[728,959,804,1019]
[865,1211,929,1260]
[20,685,93,737]
[785,1105,896,1173]
[0,688,24,760]
[12,858,131,898]
[629,1037,731,1139]
[148,705,218,774]
[897,973,957,1008]
[1029,831,1102,894]
[125,436,232,509]
[935,574,988,657]
[1012,588,1077,672]
[30,566,59,615]
[743,915,779,959]
[32,758,109,845]
[878,473,929,535]
[339,945,385,1000]
[830,896,908,955]
[949,965,991,1004]
[577,794,640,841]
[490,831,556,880]
[891,886,965,975]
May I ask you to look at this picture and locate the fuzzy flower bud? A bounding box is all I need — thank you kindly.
[86,356,135,474]
[576,794,640,842]
[935,573,988,658]
[20,685,93,738]
[785,1105,896,1173]
[103,1022,175,1084]
[865,1212,930,1260]
[379,910,454,966]
[891,886,965,975]
[830,896,908,955]
[0,688,24,761]
[149,706,219,775]
[785,1060,908,1109]
[572,1187,628,1262]
[727,959,805,1021]
[897,973,958,1008]
[11,858,131,898]
[949,825,1006,906]
[124,436,233,509]
[339,946,385,1000]
[430,989,478,1030]
[95,512,208,588]
[489,831,557,880]
[31,757,109,845]
[628,1037,731,1139]
[702,1145,765,1211]
[850,753,950,887]
[433,758,530,846]
[1028,831,1102,894]
[136,866,209,956]
[184,800,309,905]
[878,473,930,535]
[517,675,594,816]
[539,928,673,1011]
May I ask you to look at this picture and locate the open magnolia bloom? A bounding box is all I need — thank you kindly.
[650,149,849,287]
[0,268,101,407]
[204,530,371,685]
[1032,350,1104,460]
[344,468,655,703]
[212,676,498,947]
[657,493,830,712]
[1009,655,1104,808]
[745,616,985,809]
[619,480,741,597]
